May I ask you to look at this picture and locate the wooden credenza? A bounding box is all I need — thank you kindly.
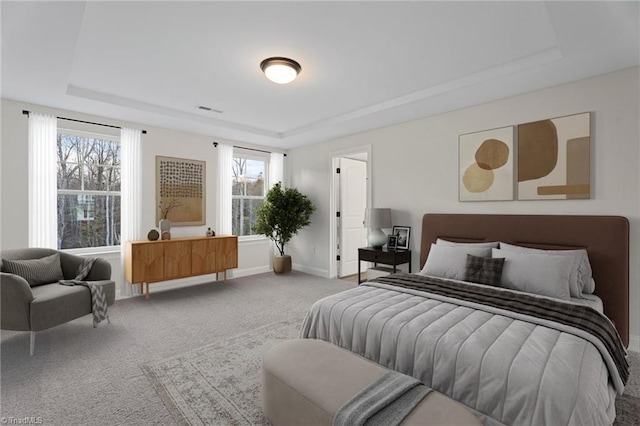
[124,235,238,299]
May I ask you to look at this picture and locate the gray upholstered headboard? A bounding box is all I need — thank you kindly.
[420,214,629,347]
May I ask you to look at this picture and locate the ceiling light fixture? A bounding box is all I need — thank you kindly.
[260,57,301,84]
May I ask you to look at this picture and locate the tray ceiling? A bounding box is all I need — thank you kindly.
[2,1,638,148]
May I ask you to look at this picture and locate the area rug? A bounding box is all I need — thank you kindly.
[142,319,301,425]
[143,321,640,426]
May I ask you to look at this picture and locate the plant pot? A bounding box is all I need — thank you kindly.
[273,255,292,274]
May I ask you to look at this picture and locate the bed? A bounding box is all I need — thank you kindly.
[300,214,629,426]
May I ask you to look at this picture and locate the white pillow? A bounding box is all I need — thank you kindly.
[436,238,499,248]
[491,248,573,300]
[421,244,492,281]
[584,277,596,294]
[498,242,593,297]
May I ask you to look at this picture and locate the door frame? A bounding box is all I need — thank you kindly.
[329,144,372,279]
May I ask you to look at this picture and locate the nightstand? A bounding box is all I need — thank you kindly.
[358,247,411,284]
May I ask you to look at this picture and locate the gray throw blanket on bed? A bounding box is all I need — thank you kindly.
[59,257,110,327]
[333,371,432,426]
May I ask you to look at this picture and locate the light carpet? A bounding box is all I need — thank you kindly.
[142,321,640,426]
[0,271,354,425]
[2,270,639,425]
[616,351,640,425]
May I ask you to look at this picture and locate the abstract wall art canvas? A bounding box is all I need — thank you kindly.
[459,126,514,201]
[156,156,206,226]
[517,112,590,200]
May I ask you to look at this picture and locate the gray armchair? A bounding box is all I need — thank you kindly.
[1,248,115,355]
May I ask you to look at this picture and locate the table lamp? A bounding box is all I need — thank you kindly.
[364,208,391,249]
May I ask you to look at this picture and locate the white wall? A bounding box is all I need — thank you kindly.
[0,99,276,295]
[2,68,638,345]
[287,66,640,350]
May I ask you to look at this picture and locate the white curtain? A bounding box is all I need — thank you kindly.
[120,127,142,297]
[269,152,284,188]
[216,143,233,235]
[28,113,57,249]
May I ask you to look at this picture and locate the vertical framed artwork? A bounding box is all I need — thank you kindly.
[387,235,397,250]
[392,226,411,250]
[156,156,206,226]
[517,112,590,200]
[459,126,514,201]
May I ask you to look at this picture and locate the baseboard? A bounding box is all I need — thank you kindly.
[232,265,271,278]
[145,274,221,292]
[292,263,330,278]
[629,334,640,353]
[133,266,272,294]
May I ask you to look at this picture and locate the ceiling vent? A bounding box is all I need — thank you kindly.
[197,105,223,114]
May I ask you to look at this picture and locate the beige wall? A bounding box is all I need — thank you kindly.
[287,66,640,350]
[0,99,277,294]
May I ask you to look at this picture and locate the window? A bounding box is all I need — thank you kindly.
[57,132,121,249]
[76,194,96,221]
[232,153,267,236]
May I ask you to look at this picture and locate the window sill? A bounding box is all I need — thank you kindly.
[62,246,121,257]
[238,235,269,243]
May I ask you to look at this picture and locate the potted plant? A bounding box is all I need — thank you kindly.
[252,182,315,274]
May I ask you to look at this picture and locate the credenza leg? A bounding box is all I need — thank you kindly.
[145,282,150,299]
[224,270,227,283]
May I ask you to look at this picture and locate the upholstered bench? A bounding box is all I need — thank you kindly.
[262,339,482,426]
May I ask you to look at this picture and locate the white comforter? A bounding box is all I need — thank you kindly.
[300,278,622,426]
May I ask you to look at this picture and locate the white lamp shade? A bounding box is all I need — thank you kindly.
[364,208,391,229]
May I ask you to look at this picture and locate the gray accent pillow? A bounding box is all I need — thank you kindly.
[421,244,492,281]
[2,253,64,287]
[498,242,593,297]
[491,248,573,300]
[464,254,505,287]
[436,238,499,248]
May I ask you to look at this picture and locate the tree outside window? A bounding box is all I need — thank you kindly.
[57,132,120,249]
[232,156,266,236]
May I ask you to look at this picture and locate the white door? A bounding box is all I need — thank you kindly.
[339,158,368,277]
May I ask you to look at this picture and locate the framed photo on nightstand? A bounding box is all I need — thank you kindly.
[392,226,411,250]
[387,235,397,250]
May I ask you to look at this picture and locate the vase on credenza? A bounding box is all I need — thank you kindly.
[160,219,171,240]
[147,229,160,241]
